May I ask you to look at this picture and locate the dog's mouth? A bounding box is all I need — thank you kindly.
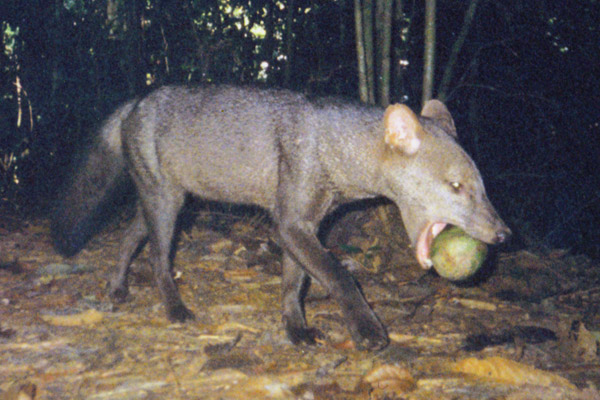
[415,221,448,269]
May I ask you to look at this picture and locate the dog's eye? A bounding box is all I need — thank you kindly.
[450,181,462,192]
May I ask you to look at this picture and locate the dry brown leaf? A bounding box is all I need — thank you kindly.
[210,239,234,253]
[233,245,248,256]
[226,376,293,399]
[576,322,599,362]
[331,339,355,350]
[223,269,259,281]
[388,333,416,343]
[294,382,348,400]
[215,321,261,334]
[363,364,416,394]
[219,372,307,399]
[453,356,575,389]
[40,309,104,326]
[371,254,383,271]
[506,384,599,400]
[450,297,498,311]
[0,382,36,400]
[388,332,445,345]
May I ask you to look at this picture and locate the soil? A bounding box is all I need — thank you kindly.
[1,205,599,399]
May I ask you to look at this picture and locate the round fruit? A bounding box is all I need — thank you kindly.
[430,226,488,281]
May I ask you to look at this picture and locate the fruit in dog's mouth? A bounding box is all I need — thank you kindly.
[429,226,488,281]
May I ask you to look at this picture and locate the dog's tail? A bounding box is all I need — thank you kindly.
[51,100,137,256]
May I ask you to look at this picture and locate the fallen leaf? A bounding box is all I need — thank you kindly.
[215,321,261,334]
[202,351,263,371]
[223,269,259,281]
[0,382,36,400]
[450,297,498,311]
[38,263,93,277]
[210,239,234,253]
[388,332,446,345]
[293,382,348,400]
[331,339,355,350]
[506,384,597,400]
[41,309,104,326]
[576,322,599,362]
[236,376,293,399]
[453,356,575,388]
[233,245,247,256]
[371,254,382,271]
[388,333,416,343]
[219,373,304,399]
[363,364,416,394]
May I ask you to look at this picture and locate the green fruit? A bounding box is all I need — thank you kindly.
[430,226,488,281]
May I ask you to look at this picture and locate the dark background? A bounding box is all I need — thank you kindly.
[1,0,598,258]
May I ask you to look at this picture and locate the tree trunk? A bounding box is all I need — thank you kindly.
[362,0,375,104]
[438,0,480,102]
[422,0,436,105]
[375,0,393,106]
[354,0,369,103]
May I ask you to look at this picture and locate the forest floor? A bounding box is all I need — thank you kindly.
[1,204,599,400]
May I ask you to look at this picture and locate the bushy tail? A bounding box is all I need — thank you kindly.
[51,100,137,256]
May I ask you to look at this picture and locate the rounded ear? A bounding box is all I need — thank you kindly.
[383,104,423,155]
[421,99,457,138]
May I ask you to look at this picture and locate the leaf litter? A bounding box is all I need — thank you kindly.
[0,205,599,399]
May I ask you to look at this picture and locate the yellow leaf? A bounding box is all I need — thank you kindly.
[223,269,258,281]
[453,356,575,388]
[215,321,261,334]
[371,254,382,271]
[388,332,445,345]
[41,309,104,326]
[575,322,599,362]
[210,239,234,253]
[363,364,416,394]
[450,297,497,311]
